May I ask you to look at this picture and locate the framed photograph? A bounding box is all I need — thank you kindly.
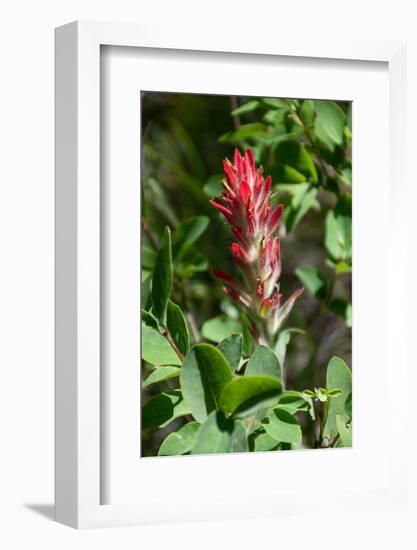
[55,21,408,528]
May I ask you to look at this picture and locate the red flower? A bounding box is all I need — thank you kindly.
[211,148,303,338]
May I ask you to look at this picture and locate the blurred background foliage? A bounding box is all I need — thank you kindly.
[141,91,352,456]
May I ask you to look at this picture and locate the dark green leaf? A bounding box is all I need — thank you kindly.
[180,344,233,422]
[323,356,352,439]
[141,272,152,311]
[192,411,248,454]
[141,324,182,366]
[219,375,282,417]
[263,407,302,444]
[218,333,242,372]
[166,300,190,355]
[158,422,201,456]
[295,265,327,301]
[142,366,181,388]
[152,226,173,322]
[142,390,190,430]
[274,140,318,183]
[141,308,159,330]
[245,345,281,380]
[201,315,241,343]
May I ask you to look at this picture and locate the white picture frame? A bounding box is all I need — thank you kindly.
[55,20,407,529]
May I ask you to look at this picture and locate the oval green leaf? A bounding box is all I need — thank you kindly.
[323,356,352,439]
[180,344,233,423]
[141,324,182,366]
[166,300,190,355]
[158,421,201,456]
[219,375,282,417]
[245,345,282,380]
[218,333,242,372]
[263,407,302,444]
[142,366,181,388]
[192,411,248,454]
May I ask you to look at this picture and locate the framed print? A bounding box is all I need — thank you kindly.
[55,21,408,528]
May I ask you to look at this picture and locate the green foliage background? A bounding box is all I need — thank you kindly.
[141,92,352,456]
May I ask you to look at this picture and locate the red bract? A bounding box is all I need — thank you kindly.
[210,148,303,339]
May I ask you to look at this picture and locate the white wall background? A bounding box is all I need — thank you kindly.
[0,1,416,548]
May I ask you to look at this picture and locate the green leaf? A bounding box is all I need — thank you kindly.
[218,123,267,144]
[152,226,173,322]
[315,101,346,150]
[201,315,241,343]
[274,140,318,183]
[142,366,181,388]
[336,415,352,447]
[325,197,352,262]
[345,392,352,419]
[142,390,191,430]
[300,99,315,124]
[176,253,209,278]
[231,99,260,116]
[295,265,327,301]
[141,324,182,366]
[253,431,280,452]
[218,333,242,372]
[263,407,302,444]
[192,411,248,454]
[158,422,201,456]
[173,216,209,261]
[180,344,233,423]
[323,356,352,439]
[166,300,190,355]
[141,308,159,330]
[219,376,282,417]
[245,345,281,380]
[262,98,290,110]
[141,272,152,311]
[142,246,157,270]
[278,391,314,419]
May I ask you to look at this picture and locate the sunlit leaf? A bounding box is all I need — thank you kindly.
[180,344,233,422]
[141,324,182,366]
[158,421,201,456]
[142,366,181,388]
[192,411,248,454]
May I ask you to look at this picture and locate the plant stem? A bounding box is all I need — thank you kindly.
[162,328,185,362]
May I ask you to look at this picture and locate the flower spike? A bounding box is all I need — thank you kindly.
[210,147,303,342]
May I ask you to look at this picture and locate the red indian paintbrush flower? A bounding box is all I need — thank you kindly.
[210,148,303,341]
